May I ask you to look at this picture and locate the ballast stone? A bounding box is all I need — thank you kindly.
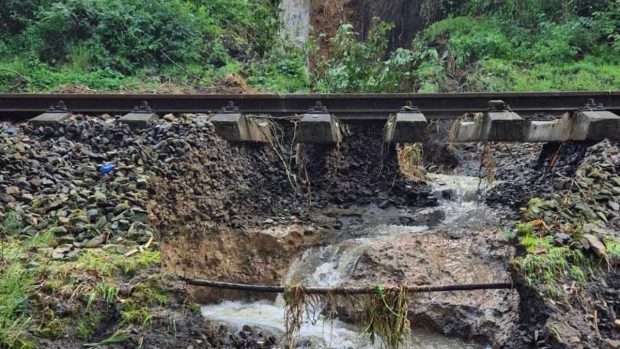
[571,110,620,141]
[30,112,71,126]
[384,112,429,143]
[296,113,343,144]
[210,112,272,142]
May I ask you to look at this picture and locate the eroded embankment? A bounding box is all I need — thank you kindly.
[3,114,618,348]
[148,119,524,348]
[150,122,435,302]
[151,118,620,348]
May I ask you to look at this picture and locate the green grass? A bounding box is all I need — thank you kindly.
[58,249,160,278]
[119,305,153,327]
[76,313,102,340]
[25,230,56,250]
[514,246,589,297]
[476,57,620,92]
[0,230,165,347]
[520,234,554,252]
[606,238,620,257]
[0,244,36,348]
[1,211,24,236]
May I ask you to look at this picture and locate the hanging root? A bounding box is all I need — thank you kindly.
[546,141,564,175]
[448,119,461,144]
[295,144,313,212]
[364,285,410,349]
[325,141,343,193]
[283,284,410,349]
[482,143,496,184]
[251,117,299,193]
[284,285,306,347]
[475,142,496,196]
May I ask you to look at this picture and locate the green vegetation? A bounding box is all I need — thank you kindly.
[0,0,617,93]
[511,185,613,298]
[0,230,169,348]
[314,1,619,92]
[513,218,592,297]
[0,0,280,92]
[0,261,35,348]
[1,211,23,236]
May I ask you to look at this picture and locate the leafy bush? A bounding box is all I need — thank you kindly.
[0,0,617,93]
[247,42,310,93]
[0,0,278,74]
[314,20,441,93]
[420,17,513,64]
[31,0,209,71]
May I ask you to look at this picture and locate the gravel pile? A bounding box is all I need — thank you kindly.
[2,116,432,256]
[0,115,219,259]
[486,141,593,208]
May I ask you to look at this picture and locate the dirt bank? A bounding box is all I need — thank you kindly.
[310,0,449,51]
[342,230,518,347]
[161,224,323,302]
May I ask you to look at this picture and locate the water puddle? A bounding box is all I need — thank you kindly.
[201,174,498,348]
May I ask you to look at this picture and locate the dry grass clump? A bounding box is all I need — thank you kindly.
[284,285,306,347]
[397,144,425,182]
[283,284,411,349]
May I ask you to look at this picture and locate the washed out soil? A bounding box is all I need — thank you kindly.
[2,115,619,348]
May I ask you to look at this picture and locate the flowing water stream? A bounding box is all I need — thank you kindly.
[202,174,498,348]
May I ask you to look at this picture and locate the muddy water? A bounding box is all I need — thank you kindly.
[202,174,497,348]
[279,0,310,43]
[203,300,486,348]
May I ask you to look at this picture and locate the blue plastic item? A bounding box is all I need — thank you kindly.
[0,125,18,136]
[100,163,115,174]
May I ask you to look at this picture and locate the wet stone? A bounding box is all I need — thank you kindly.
[554,233,571,245]
[93,191,107,201]
[84,235,105,248]
[65,249,80,260]
[58,235,75,244]
[584,234,607,258]
[5,186,20,195]
[114,203,130,214]
[87,209,99,223]
[52,226,68,235]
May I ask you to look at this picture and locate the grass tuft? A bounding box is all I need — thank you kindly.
[0,259,36,348]
[2,211,24,236]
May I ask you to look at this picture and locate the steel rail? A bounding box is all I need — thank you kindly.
[1,91,619,121]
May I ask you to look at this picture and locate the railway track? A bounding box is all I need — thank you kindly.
[1,91,619,121]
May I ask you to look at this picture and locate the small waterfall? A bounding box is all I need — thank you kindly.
[279,0,311,43]
[201,174,499,348]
